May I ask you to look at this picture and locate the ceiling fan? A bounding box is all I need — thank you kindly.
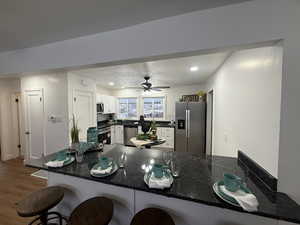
[126,76,170,92]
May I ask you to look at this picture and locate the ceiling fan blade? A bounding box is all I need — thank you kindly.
[151,88,162,92]
[125,87,144,89]
[152,86,170,89]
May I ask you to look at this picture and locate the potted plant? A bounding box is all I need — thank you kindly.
[149,120,158,141]
[70,114,80,150]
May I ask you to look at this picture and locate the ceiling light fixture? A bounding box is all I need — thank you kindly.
[190,66,199,72]
[108,82,115,86]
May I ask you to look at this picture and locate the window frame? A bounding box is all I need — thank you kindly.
[117,97,138,120]
[141,96,166,120]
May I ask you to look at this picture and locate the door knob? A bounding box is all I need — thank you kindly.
[25,131,30,135]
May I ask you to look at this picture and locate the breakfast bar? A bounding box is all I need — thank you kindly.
[26,145,300,225]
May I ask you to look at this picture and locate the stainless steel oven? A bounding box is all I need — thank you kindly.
[97,125,111,144]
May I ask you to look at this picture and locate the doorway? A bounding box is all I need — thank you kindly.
[206,90,214,156]
[25,89,45,159]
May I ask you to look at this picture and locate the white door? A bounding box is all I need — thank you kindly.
[73,90,94,141]
[25,90,44,159]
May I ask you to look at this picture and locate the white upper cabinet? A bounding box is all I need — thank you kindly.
[96,94,102,103]
[97,94,116,114]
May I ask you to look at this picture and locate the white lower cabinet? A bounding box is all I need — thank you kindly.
[155,127,174,149]
[110,125,116,144]
[115,125,124,144]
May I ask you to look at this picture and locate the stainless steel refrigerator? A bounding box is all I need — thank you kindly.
[175,101,206,156]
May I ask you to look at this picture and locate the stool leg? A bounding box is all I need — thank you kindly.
[40,213,48,225]
[58,213,63,225]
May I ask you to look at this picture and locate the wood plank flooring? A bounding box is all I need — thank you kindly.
[0,158,46,225]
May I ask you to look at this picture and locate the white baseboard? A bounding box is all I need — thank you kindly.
[1,153,19,161]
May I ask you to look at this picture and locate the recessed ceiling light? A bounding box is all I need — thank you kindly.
[108,82,115,86]
[190,66,199,72]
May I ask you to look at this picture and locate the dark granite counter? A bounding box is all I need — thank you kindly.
[26,145,300,224]
[111,120,175,128]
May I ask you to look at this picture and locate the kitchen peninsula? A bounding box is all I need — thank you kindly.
[26,145,300,225]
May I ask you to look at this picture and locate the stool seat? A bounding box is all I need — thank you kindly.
[16,186,64,217]
[131,208,175,225]
[68,197,113,225]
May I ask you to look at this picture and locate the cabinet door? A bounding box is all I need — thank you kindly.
[119,126,124,144]
[102,95,109,114]
[111,126,115,144]
[159,128,174,148]
[115,125,124,144]
[96,94,102,103]
[111,96,116,114]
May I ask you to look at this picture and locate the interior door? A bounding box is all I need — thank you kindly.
[73,90,94,141]
[25,90,44,159]
[188,102,206,157]
[175,102,187,152]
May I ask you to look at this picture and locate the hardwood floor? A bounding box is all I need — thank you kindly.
[0,158,46,225]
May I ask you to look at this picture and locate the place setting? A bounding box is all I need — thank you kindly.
[143,152,180,190]
[44,150,75,168]
[90,152,126,178]
[213,173,259,212]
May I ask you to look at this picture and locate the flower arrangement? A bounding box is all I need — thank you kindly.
[70,114,80,144]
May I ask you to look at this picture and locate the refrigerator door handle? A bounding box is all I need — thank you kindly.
[185,110,188,137]
[187,109,191,138]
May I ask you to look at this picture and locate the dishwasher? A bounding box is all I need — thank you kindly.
[124,124,138,147]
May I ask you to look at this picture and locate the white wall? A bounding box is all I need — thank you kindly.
[97,85,113,96]
[111,85,205,120]
[20,73,97,158]
[21,73,69,157]
[0,0,299,204]
[0,78,20,160]
[205,45,282,177]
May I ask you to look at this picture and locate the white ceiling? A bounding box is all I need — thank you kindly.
[71,51,231,89]
[0,0,251,52]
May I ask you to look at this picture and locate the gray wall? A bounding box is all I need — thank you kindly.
[0,0,299,204]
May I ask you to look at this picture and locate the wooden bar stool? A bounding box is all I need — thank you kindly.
[131,208,175,225]
[16,186,66,225]
[68,197,113,225]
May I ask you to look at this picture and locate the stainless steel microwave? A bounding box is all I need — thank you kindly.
[97,103,104,114]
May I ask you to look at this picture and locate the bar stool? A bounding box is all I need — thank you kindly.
[16,186,66,225]
[131,208,175,225]
[68,197,113,225]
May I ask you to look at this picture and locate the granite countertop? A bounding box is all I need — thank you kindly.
[26,145,300,224]
[110,120,175,128]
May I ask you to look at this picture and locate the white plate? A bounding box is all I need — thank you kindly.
[144,171,174,189]
[213,182,240,207]
[45,157,75,168]
[90,162,119,178]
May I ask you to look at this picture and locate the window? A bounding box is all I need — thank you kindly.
[143,97,165,119]
[118,98,137,119]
